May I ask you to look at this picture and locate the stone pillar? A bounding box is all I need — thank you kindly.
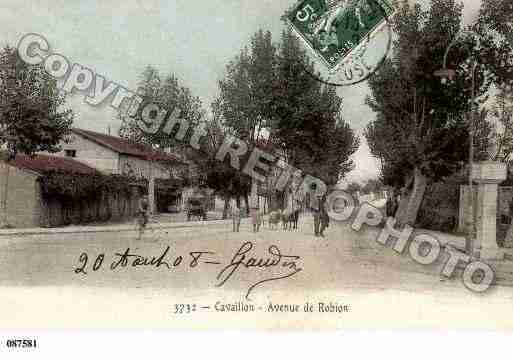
[472,161,507,259]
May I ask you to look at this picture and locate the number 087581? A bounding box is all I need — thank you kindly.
[6,339,37,348]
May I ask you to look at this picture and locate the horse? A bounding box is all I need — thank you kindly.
[281,209,300,231]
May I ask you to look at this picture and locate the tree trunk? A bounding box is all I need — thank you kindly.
[1,163,10,227]
[222,194,230,219]
[400,167,428,227]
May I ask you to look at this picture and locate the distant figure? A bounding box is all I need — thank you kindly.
[250,205,260,233]
[319,195,329,237]
[392,193,400,218]
[268,210,282,230]
[385,192,395,218]
[259,208,266,228]
[232,205,241,232]
[136,195,150,240]
[310,193,322,237]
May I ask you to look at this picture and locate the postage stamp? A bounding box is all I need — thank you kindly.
[287,0,394,70]
[287,0,395,86]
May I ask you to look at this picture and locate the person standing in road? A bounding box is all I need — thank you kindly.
[232,204,241,232]
[319,194,329,237]
[251,205,263,233]
[136,195,150,240]
[310,192,322,237]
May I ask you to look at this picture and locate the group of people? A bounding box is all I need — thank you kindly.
[136,192,331,239]
[230,205,263,233]
[230,192,329,237]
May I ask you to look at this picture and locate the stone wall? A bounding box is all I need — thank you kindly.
[40,186,142,227]
[0,163,42,228]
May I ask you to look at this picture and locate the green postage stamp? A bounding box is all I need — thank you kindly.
[287,0,395,69]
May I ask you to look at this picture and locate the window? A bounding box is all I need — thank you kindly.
[65,149,77,157]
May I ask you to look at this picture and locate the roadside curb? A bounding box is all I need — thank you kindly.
[0,219,234,237]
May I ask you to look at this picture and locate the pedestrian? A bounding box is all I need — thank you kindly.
[310,191,322,237]
[385,193,394,218]
[232,204,241,232]
[319,195,329,237]
[392,193,400,218]
[251,205,262,233]
[136,195,150,240]
[257,208,264,231]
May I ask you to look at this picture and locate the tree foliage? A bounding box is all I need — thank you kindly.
[118,65,204,150]
[40,170,144,200]
[0,46,73,158]
[476,0,513,88]
[364,0,498,225]
[269,30,359,186]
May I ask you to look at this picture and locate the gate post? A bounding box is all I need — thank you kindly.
[472,161,507,259]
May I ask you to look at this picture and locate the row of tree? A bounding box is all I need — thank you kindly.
[365,0,513,226]
[119,29,360,216]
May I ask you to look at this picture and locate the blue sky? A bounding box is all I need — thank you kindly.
[1,0,482,183]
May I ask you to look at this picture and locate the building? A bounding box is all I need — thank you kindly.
[0,127,192,228]
[0,153,145,228]
[50,128,188,213]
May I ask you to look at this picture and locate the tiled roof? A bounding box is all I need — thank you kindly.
[8,153,98,175]
[72,128,184,163]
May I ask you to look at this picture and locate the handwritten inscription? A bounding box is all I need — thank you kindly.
[73,241,303,300]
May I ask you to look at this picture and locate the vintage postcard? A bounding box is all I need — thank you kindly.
[1,0,513,340]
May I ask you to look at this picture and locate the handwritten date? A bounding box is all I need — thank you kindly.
[73,242,303,300]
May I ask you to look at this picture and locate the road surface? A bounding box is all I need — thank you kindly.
[0,217,512,329]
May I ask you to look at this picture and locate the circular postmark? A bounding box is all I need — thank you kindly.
[286,0,394,86]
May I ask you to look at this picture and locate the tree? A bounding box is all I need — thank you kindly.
[0,45,73,227]
[218,30,276,143]
[216,30,276,213]
[117,65,206,212]
[269,30,359,187]
[365,0,497,227]
[216,28,359,212]
[196,100,250,219]
[476,0,513,89]
[118,65,204,152]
